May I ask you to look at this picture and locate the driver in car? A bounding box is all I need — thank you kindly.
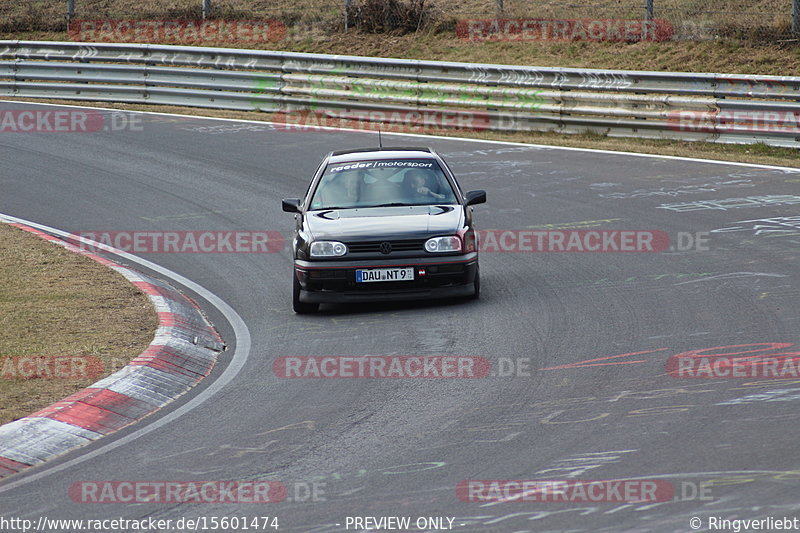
[405,169,446,202]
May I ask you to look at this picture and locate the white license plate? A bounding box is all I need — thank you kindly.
[356,267,414,283]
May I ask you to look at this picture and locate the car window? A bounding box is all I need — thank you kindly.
[309,159,458,210]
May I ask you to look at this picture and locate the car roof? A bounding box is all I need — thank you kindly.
[328,147,437,163]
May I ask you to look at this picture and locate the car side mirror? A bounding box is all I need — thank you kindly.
[465,190,486,206]
[282,198,301,213]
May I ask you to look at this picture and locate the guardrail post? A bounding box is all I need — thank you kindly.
[202,0,211,19]
[67,0,75,21]
[794,0,800,36]
[644,0,654,22]
[344,0,352,30]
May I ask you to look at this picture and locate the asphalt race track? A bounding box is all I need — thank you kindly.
[2,101,800,533]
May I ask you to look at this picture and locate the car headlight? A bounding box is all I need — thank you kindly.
[425,236,461,253]
[310,241,348,257]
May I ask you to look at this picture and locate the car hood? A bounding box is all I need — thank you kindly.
[306,205,463,241]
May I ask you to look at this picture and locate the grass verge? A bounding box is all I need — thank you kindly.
[4,30,800,76]
[0,223,158,425]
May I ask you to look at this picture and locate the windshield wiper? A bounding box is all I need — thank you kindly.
[372,203,413,207]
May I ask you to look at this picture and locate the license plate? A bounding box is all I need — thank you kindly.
[356,267,414,283]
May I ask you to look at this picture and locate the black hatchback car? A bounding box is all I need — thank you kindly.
[282,147,486,313]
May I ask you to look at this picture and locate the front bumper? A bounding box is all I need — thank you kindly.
[295,253,478,303]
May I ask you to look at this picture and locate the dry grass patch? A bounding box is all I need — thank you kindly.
[0,224,157,425]
[3,26,800,76]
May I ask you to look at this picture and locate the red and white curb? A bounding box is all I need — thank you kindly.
[0,223,225,479]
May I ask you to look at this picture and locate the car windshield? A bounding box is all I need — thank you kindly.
[308,158,458,210]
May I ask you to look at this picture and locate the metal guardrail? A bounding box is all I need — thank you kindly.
[1,40,799,147]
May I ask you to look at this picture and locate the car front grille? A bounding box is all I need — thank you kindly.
[345,239,426,255]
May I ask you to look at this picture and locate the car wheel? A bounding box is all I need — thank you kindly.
[470,266,480,300]
[293,274,319,314]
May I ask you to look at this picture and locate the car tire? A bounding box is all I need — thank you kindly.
[293,275,319,314]
[470,266,480,300]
